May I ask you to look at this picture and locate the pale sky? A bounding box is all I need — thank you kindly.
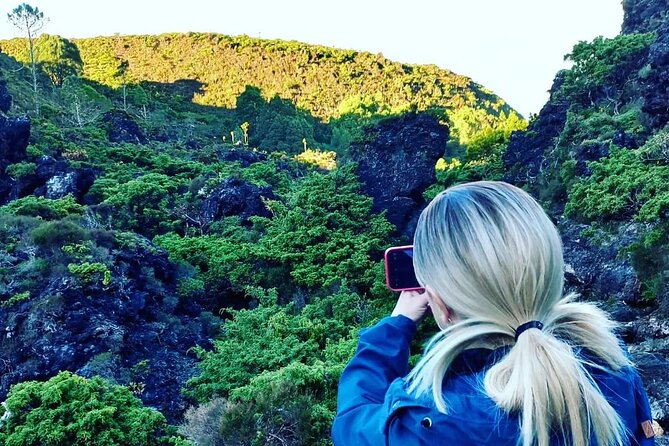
[0,0,624,117]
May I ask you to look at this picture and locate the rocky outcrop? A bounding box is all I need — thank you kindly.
[33,156,96,200]
[0,79,11,113]
[218,146,268,167]
[560,219,647,308]
[622,0,669,34]
[622,0,669,130]
[350,113,449,238]
[503,77,569,191]
[0,80,30,203]
[102,110,147,144]
[0,231,216,422]
[0,116,29,170]
[2,156,97,205]
[201,177,275,225]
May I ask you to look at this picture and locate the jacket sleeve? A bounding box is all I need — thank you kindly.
[331,315,416,446]
[632,369,656,445]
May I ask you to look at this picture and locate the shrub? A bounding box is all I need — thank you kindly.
[220,377,331,446]
[294,148,337,170]
[0,371,177,446]
[0,195,84,220]
[31,219,88,247]
[103,173,184,234]
[178,398,226,446]
[1,291,31,308]
[67,262,111,285]
[566,146,669,221]
[5,162,37,178]
[185,286,364,403]
[560,33,656,101]
[251,164,393,289]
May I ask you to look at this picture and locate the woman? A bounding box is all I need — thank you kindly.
[332,181,655,446]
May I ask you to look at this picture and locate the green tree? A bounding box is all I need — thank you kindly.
[59,76,112,127]
[35,34,83,86]
[7,3,49,114]
[252,164,393,289]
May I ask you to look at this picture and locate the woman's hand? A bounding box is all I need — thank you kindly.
[391,289,430,324]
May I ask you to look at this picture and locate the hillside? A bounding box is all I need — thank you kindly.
[0,26,528,444]
[1,1,669,443]
[0,32,522,145]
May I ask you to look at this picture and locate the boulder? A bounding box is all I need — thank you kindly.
[102,110,147,144]
[0,115,30,169]
[503,72,569,191]
[201,177,275,225]
[218,146,268,167]
[349,113,449,238]
[0,79,12,113]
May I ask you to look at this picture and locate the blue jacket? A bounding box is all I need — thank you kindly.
[332,315,655,446]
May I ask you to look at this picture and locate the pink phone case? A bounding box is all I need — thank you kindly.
[384,245,424,292]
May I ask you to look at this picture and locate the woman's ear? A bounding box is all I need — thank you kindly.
[425,286,452,330]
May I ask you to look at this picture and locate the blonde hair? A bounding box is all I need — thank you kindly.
[407,181,630,446]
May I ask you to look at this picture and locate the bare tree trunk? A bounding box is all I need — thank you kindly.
[25,20,39,116]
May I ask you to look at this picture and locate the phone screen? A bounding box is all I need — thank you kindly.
[385,247,421,291]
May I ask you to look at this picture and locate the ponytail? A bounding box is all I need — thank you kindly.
[485,294,629,446]
[409,182,631,446]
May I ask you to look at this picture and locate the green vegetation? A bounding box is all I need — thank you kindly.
[1,32,522,147]
[0,195,84,220]
[0,371,189,446]
[560,33,656,103]
[68,262,112,285]
[424,115,528,199]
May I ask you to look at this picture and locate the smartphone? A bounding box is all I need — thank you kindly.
[384,245,423,292]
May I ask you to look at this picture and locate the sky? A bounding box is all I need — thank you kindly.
[0,0,624,117]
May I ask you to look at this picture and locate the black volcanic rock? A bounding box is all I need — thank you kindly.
[560,219,646,306]
[0,79,12,113]
[0,115,30,169]
[641,27,669,129]
[219,147,268,167]
[2,156,98,204]
[201,177,275,225]
[503,72,569,191]
[0,114,30,204]
[0,232,217,422]
[102,110,147,144]
[622,0,669,129]
[349,113,449,238]
[623,0,669,34]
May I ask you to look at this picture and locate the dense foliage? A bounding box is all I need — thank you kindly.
[7,12,667,446]
[0,32,522,146]
[0,371,188,446]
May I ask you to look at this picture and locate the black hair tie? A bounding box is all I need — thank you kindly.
[514,320,544,341]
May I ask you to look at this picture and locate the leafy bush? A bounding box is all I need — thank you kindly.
[566,145,669,221]
[294,148,337,170]
[185,286,364,402]
[560,33,656,101]
[103,173,184,234]
[0,371,183,446]
[31,219,88,247]
[178,398,226,446]
[1,291,31,308]
[68,262,111,285]
[220,372,333,446]
[0,195,84,220]
[5,162,37,178]
[252,164,393,289]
